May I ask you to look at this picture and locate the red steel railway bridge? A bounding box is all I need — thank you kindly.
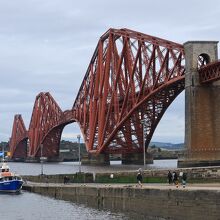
[8,28,220,166]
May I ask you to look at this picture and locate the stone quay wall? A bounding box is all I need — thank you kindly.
[23,184,220,220]
[23,166,220,184]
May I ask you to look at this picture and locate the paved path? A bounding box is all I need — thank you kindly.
[24,181,220,191]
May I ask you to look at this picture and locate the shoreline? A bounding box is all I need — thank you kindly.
[23,182,220,220]
[21,166,220,219]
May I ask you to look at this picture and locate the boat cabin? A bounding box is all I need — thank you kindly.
[0,162,23,192]
[1,162,10,172]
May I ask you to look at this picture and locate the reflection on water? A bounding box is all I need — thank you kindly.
[0,191,129,220]
[8,159,177,176]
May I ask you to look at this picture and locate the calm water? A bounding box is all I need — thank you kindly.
[1,160,177,220]
[0,191,128,220]
[8,159,177,176]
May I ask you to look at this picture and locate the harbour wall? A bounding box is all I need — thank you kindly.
[23,184,220,220]
[22,166,220,184]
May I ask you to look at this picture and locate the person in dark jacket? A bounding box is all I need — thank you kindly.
[173,171,179,188]
[136,170,143,187]
[167,170,172,184]
[64,176,69,184]
[182,172,187,188]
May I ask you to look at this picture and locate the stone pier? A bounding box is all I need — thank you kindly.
[81,153,110,165]
[121,153,153,165]
[179,41,220,167]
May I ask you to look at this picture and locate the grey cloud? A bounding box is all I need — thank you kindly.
[0,0,220,143]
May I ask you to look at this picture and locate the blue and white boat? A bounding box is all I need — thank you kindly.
[0,162,23,193]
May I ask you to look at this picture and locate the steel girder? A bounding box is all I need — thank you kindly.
[33,110,75,158]
[199,60,220,83]
[28,92,63,157]
[72,28,185,154]
[9,28,220,159]
[9,114,28,159]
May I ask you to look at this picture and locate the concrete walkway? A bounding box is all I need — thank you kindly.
[23,181,220,191]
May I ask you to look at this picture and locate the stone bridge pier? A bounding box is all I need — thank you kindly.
[178,41,220,167]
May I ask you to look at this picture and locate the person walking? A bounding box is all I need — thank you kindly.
[182,172,187,188]
[64,176,69,184]
[173,171,179,188]
[136,169,143,187]
[167,170,172,185]
[64,176,67,184]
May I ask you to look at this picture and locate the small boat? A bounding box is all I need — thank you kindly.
[0,162,23,193]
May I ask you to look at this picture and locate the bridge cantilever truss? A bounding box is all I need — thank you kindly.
[9,114,28,159]
[73,28,185,154]
[27,92,75,158]
[9,28,220,160]
[28,92,64,158]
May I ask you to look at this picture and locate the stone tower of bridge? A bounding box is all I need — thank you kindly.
[179,41,220,167]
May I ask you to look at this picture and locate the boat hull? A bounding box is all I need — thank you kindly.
[0,180,23,193]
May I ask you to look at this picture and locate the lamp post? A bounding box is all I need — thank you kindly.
[40,144,44,175]
[77,135,81,173]
[141,120,147,169]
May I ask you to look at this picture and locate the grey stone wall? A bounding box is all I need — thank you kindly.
[24,184,220,220]
[23,166,220,183]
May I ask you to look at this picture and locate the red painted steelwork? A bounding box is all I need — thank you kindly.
[36,110,75,158]
[9,115,28,159]
[10,28,220,159]
[28,92,63,158]
[72,28,185,155]
[199,60,220,83]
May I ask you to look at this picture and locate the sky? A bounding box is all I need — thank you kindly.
[0,0,219,144]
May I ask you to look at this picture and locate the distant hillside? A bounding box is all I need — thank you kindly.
[59,140,184,151]
[59,140,87,161]
[149,142,184,150]
[59,140,183,161]
[0,141,9,151]
[60,140,183,151]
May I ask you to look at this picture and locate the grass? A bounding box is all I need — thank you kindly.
[24,173,220,184]
[95,175,167,184]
